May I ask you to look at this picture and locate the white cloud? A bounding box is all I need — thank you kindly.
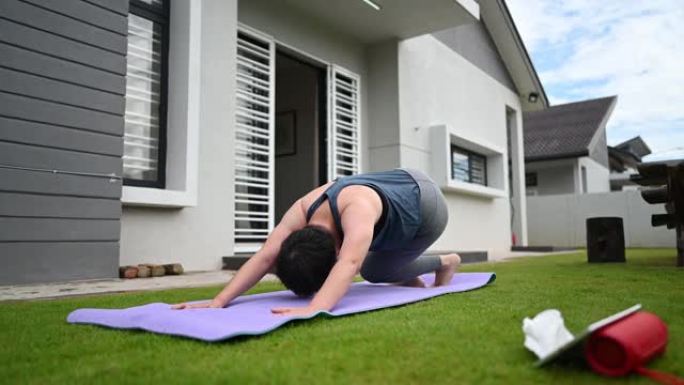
[506,0,684,159]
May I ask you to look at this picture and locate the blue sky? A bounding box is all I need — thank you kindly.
[506,0,684,161]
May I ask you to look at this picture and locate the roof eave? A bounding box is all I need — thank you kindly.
[479,0,548,111]
[584,95,617,154]
[499,0,548,107]
[525,150,589,163]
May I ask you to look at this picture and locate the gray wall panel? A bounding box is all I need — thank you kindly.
[0,67,124,115]
[0,141,122,175]
[0,18,125,74]
[0,168,121,199]
[0,0,127,284]
[0,43,125,95]
[0,192,120,219]
[83,0,128,16]
[0,117,123,156]
[0,92,123,135]
[0,218,119,242]
[0,0,126,54]
[23,0,127,35]
[0,242,119,284]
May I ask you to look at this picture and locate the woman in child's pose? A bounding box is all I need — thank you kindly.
[173,168,460,316]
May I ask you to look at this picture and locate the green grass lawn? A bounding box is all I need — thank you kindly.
[1,249,683,385]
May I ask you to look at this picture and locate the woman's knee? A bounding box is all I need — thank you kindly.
[360,263,388,283]
[359,268,381,283]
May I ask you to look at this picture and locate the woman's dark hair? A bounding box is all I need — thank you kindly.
[275,225,337,297]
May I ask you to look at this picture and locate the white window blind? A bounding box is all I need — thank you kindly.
[137,0,164,6]
[234,28,275,252]
[451,145,487,186]
[471,155,487,185]
[124,13,164,184]
[328,66,361,180]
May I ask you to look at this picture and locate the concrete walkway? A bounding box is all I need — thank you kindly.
[0,271,278,302]
[496,249,579,261]
[1,250,577,302]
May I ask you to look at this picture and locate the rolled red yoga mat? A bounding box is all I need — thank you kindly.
[585,311,683,385]
[586,311,667,376]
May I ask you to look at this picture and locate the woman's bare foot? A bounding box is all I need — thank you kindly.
[434,253,461,286]
[398,277,426,288]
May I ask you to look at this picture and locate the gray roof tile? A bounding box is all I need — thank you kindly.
[523,96,616,161]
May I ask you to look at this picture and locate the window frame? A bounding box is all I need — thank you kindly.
[451,144,488,186]
[123,0,170,188]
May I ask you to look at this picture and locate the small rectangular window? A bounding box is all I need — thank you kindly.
[123,0,170,187]
[451,145,487,186]
[525,172,538,187]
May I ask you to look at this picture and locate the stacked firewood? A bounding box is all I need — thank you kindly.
[118,263,184,279]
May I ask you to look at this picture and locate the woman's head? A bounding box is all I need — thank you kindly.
[275,225,337,297]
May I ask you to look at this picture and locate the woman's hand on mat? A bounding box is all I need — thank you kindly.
[171,300,225,310]
[270,306,319,317]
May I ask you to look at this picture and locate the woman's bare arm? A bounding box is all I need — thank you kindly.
[172,197,309,309]
[271,201,375,315]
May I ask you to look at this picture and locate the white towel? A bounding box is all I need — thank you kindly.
[522,309,575,360]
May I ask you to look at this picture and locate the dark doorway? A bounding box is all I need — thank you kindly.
[274,49,327,223]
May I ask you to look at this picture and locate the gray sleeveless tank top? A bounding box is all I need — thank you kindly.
[305,169,421,251]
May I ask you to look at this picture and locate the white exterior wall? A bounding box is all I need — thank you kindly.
[526,159,577,195]
[579,156,610,193]
[120,0,238,270]
[527,191,676,248]
[527,156,610,196]
[366,40,401,172]
[396,35,525,259]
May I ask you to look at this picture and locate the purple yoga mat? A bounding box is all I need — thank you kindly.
[67,272,495,342]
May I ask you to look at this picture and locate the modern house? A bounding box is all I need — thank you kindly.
[608,136,652,191]
[0,0,547,285]
[523,96,617,196]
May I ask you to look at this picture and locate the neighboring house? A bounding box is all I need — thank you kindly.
[608,136,652,191]
[524,102,672,249]
[0,0,547,285]
[523,96,617,196]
